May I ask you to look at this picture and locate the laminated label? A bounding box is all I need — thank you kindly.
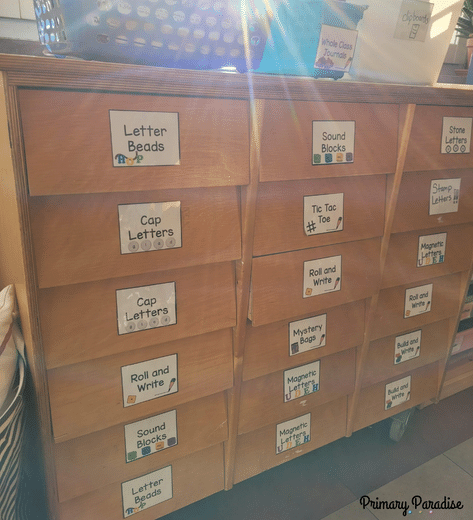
[276,413,311,454]
[284,361,320,402]
[429,178,461,215]
[312,121,355,165]
[289,314,327,356]
[417,232,447,267]
[304,193,344,236]
[394,330,421,364]
[441,117,472,154]
[385,376,411,410]
[303,256,341,298]
[404,283,432,318]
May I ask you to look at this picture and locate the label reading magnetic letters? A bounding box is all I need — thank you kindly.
[314,25,358,73]
[441,117,472,154]
[385,376,411,410]
[417,232,447,267]
[289,314,327,356]
[404,283,432,318]
[304,193,344,236]
[429,178,461,215]
[394,330,421,364]
[303,256,341,298]
[393,0,433,42]
[312,121,355,165]
[276,413,311,454]
[284,361,320,402]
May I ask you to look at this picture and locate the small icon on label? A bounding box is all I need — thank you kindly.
[127,395,137,404]
[149,317,159,327]
[128,241,139,252]
[141,446,151,456]
[291,342,299,355]
[166,237,176,248]
[453,144,459,152]
[154,238,164,249]
[127,451,137,461]
[325,154,333,163]
[446,145,452,153]
[161,315,171,325]
[126,322,136,332]
[141,240,152,251]
[156,441,165,450]
[346,152,353,162]
[336,153,344,162]
[167,437,177,446]
[305,288,313,296]
[461,145,466,153]
[313,154,321,164]
[137,319,148,330]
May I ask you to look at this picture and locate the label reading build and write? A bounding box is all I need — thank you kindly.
[304,193,344,236]
[312,121,355,165]
[394,330,421,364]
[276,413,311,454]
[385,375,411,410]
[429,178,461,215]
[404,283,432,318]
[289,314,327,356]
[284,361,320,402]
[303,255,341,298]
[441,117,472,154]
[393,0,433,42]
[417,232,447,267]
[314,25,358,73]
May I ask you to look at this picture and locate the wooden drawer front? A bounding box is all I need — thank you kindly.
[58,443,224,520]
[30,187,241,288]
[238,348,355,434]
[250,238,381,326]
[353,363,439,432]
[253,176,386,256]
[362,320,450,387]
[391,169,473,233]
[19,89,249,196]
[243,300,365,381]
[382,224,473,289]
[48,329,233,442]
[55,392,227,503]
[234,397,347,484]
[259,101,398,182]
[404,106,473,172]
[40,262,236,369]
[372,273,462,340]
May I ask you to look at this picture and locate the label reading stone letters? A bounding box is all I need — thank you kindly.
[303,255,341,298]
[312,121,355,165]
[394,0,433,42]
[385,375,411,410]
[289,314,327,356]
[118,202,182,254]
[284,361,320,402]
[124,410,178,463]
[122,466,173,517]
[116,282,176,335]
[404,283,433,318]
[417,232,447,267]
[394,330,422,364]
[429,178,461,215]
[441,117,472,154]
[276,413,311,454]
[122,354,178,408]
[110,110,180,167]
[304,193,344,236]
[314,25,358,73]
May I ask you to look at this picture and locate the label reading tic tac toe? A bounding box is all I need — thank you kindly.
[116,282,176,335]
[122,466,173,517]
[118,202,182,254]
[121,354,178,407]
[314,25,358,73]
[289,314,327,356]
[125,409,178,463]
[441,117,472,154]
[417,232,447,267]
[284,361,320,402]
[312,121,355,165]
[385,376,411,410]
[394,330,422,365]
[429,178,461,215]
[304,193,344,236]
[404,283,432,318]
[276,413,311,454]
[303,256,341,298]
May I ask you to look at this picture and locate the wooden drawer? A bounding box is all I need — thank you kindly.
[404,106,473,172]
[243,300,365,381]
[238,348,355,434]
[55,392,227,503]
[19,89,249,195]
[382,224,473,289]
[48,328,233,442]
[372,273,463,340]
[40,261,236,368]
[234,397,347,484]
[353,362,440,432]
[58,443,224,520]
[391,169,473,233]
[259,101,398,182]
[250,238,381,326]
[253,176,386,256]
[30,187,241,288]
[362,320,451,387]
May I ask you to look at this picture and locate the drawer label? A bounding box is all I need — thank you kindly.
[385,375,411,410]
[393,0,433,42]
[276,413,311,454]
[452,335,464,354]
[303,255,341,298]
[122,465,173,517]
[289,314,327,356]
[394,330,421,364]
[122,354,178,408]
[441,117,472,154]
[417,232,447,267]
[312,121,355,165]
[404,283,432,318]
[304,193,344,236]
[284,360,320,402]
[314,25,358,73]
[118,202,182,254]
[125,409,178,463]
[116,282,176,335]
[429,178,460,215]
[110,110,180,167]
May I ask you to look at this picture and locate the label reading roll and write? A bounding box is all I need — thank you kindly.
[404,283,432,318]
[276,413,311,454]
[284,361,320,402]
[385,376,411,410]
[304,193,344,236]
[303,256,341,298]
[417,232,447,267]
[289,314,327,356]
[394,330,421,364]
[312,121,355,165]
[441,117,472,154]
[429,178,460,215]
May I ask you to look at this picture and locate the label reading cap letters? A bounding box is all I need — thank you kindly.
[284,360,320,402]
[122,466,172,517]
[304,193,344,236]
[441,117,472,154]
[394,330,421,364]
[303,256,341,298]
[110,110,180,167]
[312,121,355,165]
[276,413,311,454]
[385,375,411,410]
[314,25,358,73]
[289,314,326,356]
[404,283,432,318]
[429,178,460,215]
[116,282,176,335]
[417,232,446,267]
[394,0,433,42]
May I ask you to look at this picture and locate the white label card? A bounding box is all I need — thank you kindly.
[441,117,472,154]
[417,232,447,267]
[304,193,344,236]
[404,283,432,318]
[429,178,461,215]
[312,121,355,165]
[303,255,341,298]
[110,110,180,167]
[122,354,178,407]
[284,361,320,402]
[289,314,327,356]
[393,0,433,42]
[125,410,178,463]
[276,413,311,454]
[452,335,464,354]
[314,25,358,72]
[385,376,411,410]
[122,466,173,517]
[118,202,182,254]
[116,282,176,335]
[394,330,421,364]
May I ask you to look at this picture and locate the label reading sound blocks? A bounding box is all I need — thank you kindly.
[303,256,341,298]
[394,330,421,364]
[276,413,311,454]
[385,376,411,410]
[417,232,447,267]
[289,314,327,356]
[404,283,432,318]
[304,193,344,236]
[284,361,320,402]
[312,121,355,165]
[429,178,461,215]
[441,117,472,154]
